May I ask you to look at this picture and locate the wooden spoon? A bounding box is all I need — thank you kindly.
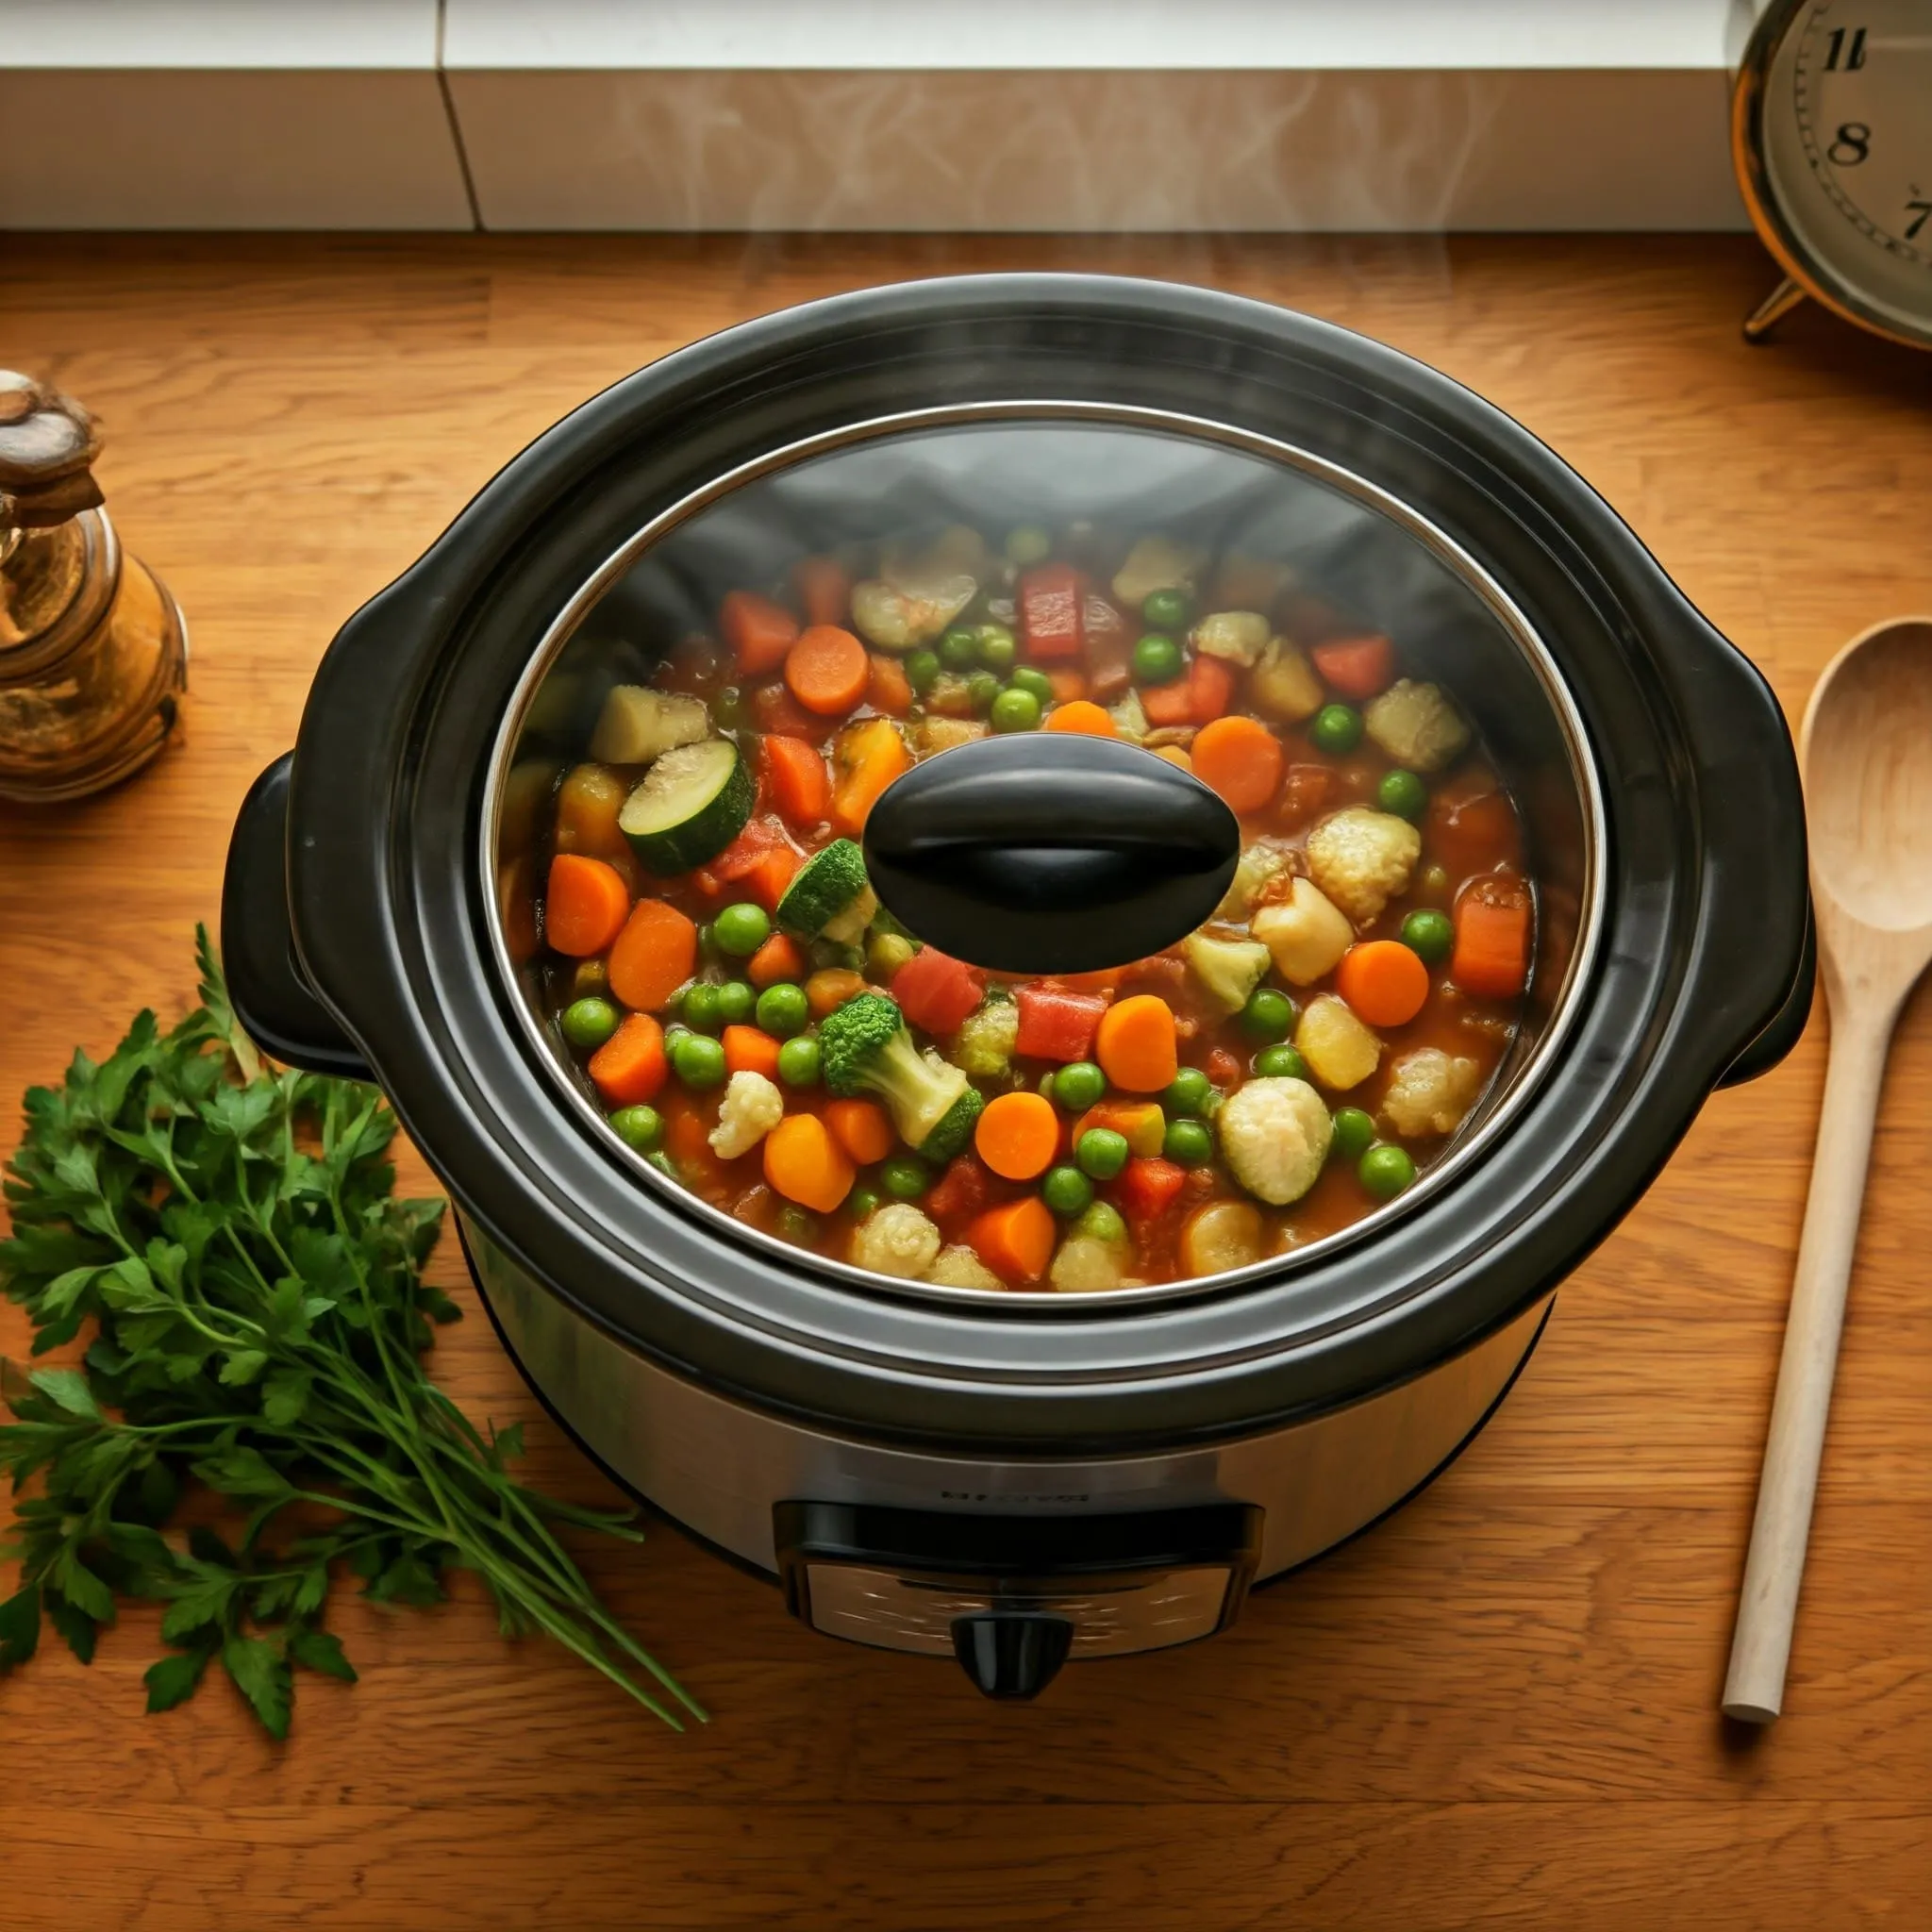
[1723,617,1932,1724]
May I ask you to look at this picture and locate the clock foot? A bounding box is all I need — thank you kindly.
[1743,276,1807,343]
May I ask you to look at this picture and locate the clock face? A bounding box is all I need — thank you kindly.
[1757,0,1932,342]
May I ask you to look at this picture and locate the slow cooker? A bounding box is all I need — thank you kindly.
[221,276,1812,1699]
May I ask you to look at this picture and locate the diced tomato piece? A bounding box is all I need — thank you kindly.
[889,945,985,1035]
[1205,1047,1241,1087]
[1014,986,1108,1063]
[752,681,820,739]
[1019,563,1086,661]
[1310,633,1395,700]
[1277,762,1334,828]
[926,1153,990,1228]
[1116,1157,1186,1221]
[720,590,800,678]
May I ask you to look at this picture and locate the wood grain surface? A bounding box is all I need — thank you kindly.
[2,235,1929,1931]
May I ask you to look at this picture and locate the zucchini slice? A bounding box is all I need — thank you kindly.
[617,739,754,873]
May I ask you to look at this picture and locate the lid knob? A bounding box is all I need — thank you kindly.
[863,733,1241,974]
[950,1613,1074,1700]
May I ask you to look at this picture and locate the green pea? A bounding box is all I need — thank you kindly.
[1163,1119,1213,1167]
[1141,587,1191,631]
[1132,633,1184,685]
[680,982,722,1033]
[756,981,810,1038]
[1052,1060,1107,1111]
[1419,863,1452,902]
[693,922,719,963]
[1330,1106,1375,1162]
[712,684,749,729]
[867,932,915,979]
[776,1034,822,1088]
[906,648,941,696]
[880,1156,930,1200]
[966,670,1001,715]
[778,1206,821,1244]
[1253,1043,1307,1080]
[1041,1165,1094,1217]
[1240,988,1296,1041]
[1074,1200,1127,1247]
[646,1150,679,1182]
[715,980,756,1025]
[941,626,981,670]
[846,1186,882,1221]
[671,1031,726,1090]
[991,687,1041,734]
[570,957,609,999]
[1358,1142,1417,1201]
[712,901,771,958]
[560,996,620,1051]
[1010,666,1054,703]
[1400,908,1455,966]
[608,1104,663,1151]
[1310,703,1364,755]
[1161,1066,1213,1117]
[1377,769,1427,821]
[1005,525,1052,566]
[1075,1127,1130,1181]
[975,624,1018,672]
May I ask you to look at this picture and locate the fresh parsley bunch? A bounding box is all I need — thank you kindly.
[0,933,703,1735]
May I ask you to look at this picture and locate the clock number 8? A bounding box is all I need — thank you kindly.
[1827,124,1871,168]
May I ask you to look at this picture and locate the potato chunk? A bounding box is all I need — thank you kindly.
[1363,678,1471,774]
[1190,610,1270,667]
[1110,534,1204,609]
[1179,1199,1266,1274]
[1248,638,1324,723]
[1295,994,1382,1091]
[1380,1047,1484,1139]
[1251,876,1354,986]
[1216,1077,1333,1205]
[1305,808,1422,924]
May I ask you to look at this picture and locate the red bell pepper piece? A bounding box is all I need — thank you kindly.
[889,945,985,1035]
[1014,986,1108,1062]
[926,1153,990,1228]
[1116,1156,1186,1221]
[1019,563,1086,662]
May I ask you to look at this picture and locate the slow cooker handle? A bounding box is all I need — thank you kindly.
[221,754,376,1080]
[861,732,1241,974]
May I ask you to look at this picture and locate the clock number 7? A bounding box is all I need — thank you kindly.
[1907,201,1932,242]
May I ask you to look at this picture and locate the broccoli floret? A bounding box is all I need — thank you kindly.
[777,839,878,944]
[820,992,986,1160]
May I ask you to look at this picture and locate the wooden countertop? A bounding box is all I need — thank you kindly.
[3,235,1929,1931]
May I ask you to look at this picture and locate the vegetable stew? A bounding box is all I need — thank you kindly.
[517,521,1534,1293]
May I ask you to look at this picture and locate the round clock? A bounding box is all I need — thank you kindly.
[1732,0,1932,348]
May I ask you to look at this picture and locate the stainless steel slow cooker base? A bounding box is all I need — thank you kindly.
[465,1215,1548,1679]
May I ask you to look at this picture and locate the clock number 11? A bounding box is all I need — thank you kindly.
[1824,25,1868,71]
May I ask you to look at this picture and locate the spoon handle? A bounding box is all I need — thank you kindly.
[1723,998,1896,1723]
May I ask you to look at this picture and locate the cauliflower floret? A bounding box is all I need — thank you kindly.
[950,995,1020,1078]
[1181,932,1271,1014]
[1363,679,1471,774]
[1295,994,1382,1091]
[925,1243,1006,1291]
[1050,1236,1125,1293]
[1305,808,1422,924]
[1381,1047,1484,1139]
[1252,875,1354,985]
[1108,688,1150,742]
[1217,1076,1333,1206]
[850,1201,942,1279]
[1190,610,1270,667]
[1216,840,1290,919]
[707,1072,784,1159]
[1249,637,1324,723]
[1111,534,1204,609]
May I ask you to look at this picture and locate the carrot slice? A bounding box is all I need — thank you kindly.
[1070,1101,1166,1158]
[588,1012,667,1107]
[721,590,800,678]
[1451,887,1532,1000]
[830,716,911,838]
[974,1090,1061,1181]
[1311,633,1395,700]
[1191,716,1285,815]
[866,654,913,717]
[606,898,698,1013]
[793,555,852,629]
[545,854,633,958]
[1335,940,1430,1027]
[761,735,830,829]
[722,1024,783,1079]
[806,966,868,1016]
[966,1197,1056,1286]
[785,625,871,717]
[746,931,807,989]
[824,1097,895,1165]
[1043,699,1117,738]
[1046,668,1090,705]
[1187,655,1235,724]
[763,1113,855,1213]
[1093,993,1178,1093]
